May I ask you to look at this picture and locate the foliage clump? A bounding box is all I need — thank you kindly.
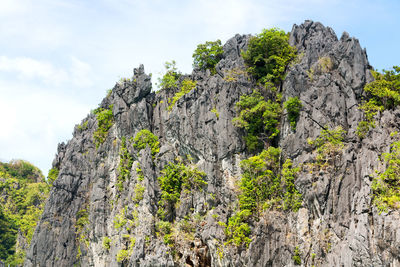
[308,126,346,168]
[372,140,400,213]
[117,137,133,192]
[293,246,301,265]
[102,236,111,251]
[239,147,302,213]
[233,90,281,151]
[357,66,400,138]
[93,105,114,149]
[168,79,197,111]
[0,206,17,263]
[157,157,207,220]
[192,40,223,75]
[284,97,302,131]
[220,148,302,249]
[222,210,252,248]
[133,129,160,158]
[47,167,59,186]
[0,160,49,265]
[242,28,296,86]
[158,61,181,90]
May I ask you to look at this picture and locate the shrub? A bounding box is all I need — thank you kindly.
[113,207,127,230]
[232,90,281,151]
[117,137,133,191]
[239,147,281,213]
[158,61,181,89]
[308,126,346,167]
[357,66,400,138]
[356,98,383,138]
[102,237,111,251]
[211,107,219,119]
[281,159,302,211]
[77,121,88,132]
[93,105,114,149]
[133,129,160,158]
[116,249,129,263]
[133,183,145,203]
[158,158,207,220]
[47,167,59,186]
[293,246,301,265]
[239,147,302,213]
[372,141,400,213]
[168,79,197,111]
[242,28,296,86]
[192,40,223,75]
[223,210,252,247]
[364,66,400,109]
[284,97,302,131]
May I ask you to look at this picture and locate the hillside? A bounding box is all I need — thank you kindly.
[0,160,49,266]
[25,20,400,266]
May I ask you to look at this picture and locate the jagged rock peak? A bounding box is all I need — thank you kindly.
[25,20,400,267]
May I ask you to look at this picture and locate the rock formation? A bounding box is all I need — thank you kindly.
[26,20,400,266]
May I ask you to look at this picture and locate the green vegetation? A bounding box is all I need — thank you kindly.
[232,90,282,151]
[106,89,112,97]
[47,167,59,186]
[239,147,280,212]
[156,220,173,245]
[133,129,160,158]
[117,137,133,191]
[220,210,252,248]
[239,147,302,213]
[281,159,302,211]
[93,105,114,149]
[75,207,89,259]
[192,40,223,75]
[158,61,181,89]
[371,140,400,213]
[113,207,127,230]
[116,236,135,263]
[77,121,88,132]
[0,207,17,263]
[284,97,302,131]
[133,183,145,203]
[242,28,296,86]
[357,66,400,138]
[157,157,207,220]
[211,107,219,119]
[116,249,129,263]
[168,79,197,111]
[220,147,301,248]
[102,236,111,251]
[293,246,301,265]
[0,160,49,265]
[308,126,346,168]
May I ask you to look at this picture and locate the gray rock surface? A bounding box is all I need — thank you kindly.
[25,20,400,266]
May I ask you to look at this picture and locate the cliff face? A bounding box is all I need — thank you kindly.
[26,21,400,267]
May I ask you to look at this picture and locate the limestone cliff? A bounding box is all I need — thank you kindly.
[26,21,400,266]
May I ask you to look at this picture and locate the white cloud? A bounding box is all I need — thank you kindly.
[0,56,68,84]
[0,56,94,87]
[0,80,90,174]
[0,0,29,17]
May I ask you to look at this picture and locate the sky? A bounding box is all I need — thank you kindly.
[0,0,399,175]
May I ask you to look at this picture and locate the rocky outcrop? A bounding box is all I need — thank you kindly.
[26,20,400,266]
